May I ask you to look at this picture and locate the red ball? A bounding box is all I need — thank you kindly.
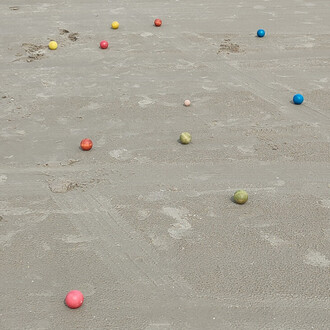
[100,40,108,49]
[65,290,84,309]
[154,19,162,27]
[80,138,93,151]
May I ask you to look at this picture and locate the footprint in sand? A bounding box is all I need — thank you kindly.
[48,178,79,193]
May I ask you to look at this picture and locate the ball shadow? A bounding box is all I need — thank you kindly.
[177,138,192,145]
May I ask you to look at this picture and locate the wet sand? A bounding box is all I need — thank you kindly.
[0,0,329,329]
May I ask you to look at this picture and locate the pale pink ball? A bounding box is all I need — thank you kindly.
[184,100,191,107]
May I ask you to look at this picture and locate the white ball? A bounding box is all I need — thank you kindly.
[184,100,191,107]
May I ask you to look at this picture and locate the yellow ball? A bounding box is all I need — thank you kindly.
[48,41,58,50]
[233,190,248,204]
[180,132,191,144]
[111,21,119,29]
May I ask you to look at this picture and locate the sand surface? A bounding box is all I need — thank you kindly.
[0,0,329,329]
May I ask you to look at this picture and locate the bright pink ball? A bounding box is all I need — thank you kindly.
[100,40,108,49]
[65,290,84,309]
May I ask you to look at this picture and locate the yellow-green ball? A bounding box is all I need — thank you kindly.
[111,21,119,29]
[48,41,58,50]
[233,190,248,204]
[180,132,191,144]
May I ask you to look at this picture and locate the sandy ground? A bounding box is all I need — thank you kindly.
[0,0,329,329]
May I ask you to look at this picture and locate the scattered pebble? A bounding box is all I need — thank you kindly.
[184,100,191,107]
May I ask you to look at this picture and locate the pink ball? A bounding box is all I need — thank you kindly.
[65,290,84,309]
[100,40,108,49]
[184,100,191,107]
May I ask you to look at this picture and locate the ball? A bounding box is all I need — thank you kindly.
[257,29,265,38]
[80,138,93,151]
[233,190,248,204]
[100,40,109,49]
[184,100,191,107]
[48,41,58,50]
[65,290,84,309]
[111,21,119,29]
[180,132,191,144]
[293,94,304,105]
[154,19,162,27]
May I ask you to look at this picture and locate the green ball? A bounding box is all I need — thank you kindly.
[233,190,248,204]
[180,132,191,144]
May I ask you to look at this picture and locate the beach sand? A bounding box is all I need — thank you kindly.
[0,1,329,329]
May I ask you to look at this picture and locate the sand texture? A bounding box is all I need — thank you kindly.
[0,0,329,329]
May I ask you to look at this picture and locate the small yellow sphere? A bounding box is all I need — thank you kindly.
[233,190,248,204]
[111,21,119,29]
[48,41,58,50]
[180,132,191,144]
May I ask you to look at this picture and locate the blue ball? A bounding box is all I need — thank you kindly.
[257,29,265,37]
[293,94,304,105]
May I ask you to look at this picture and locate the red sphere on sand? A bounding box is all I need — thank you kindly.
[154,19,162,27]
[65,290,84,309]
[100,40,108,49]
[80,138,93,151]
